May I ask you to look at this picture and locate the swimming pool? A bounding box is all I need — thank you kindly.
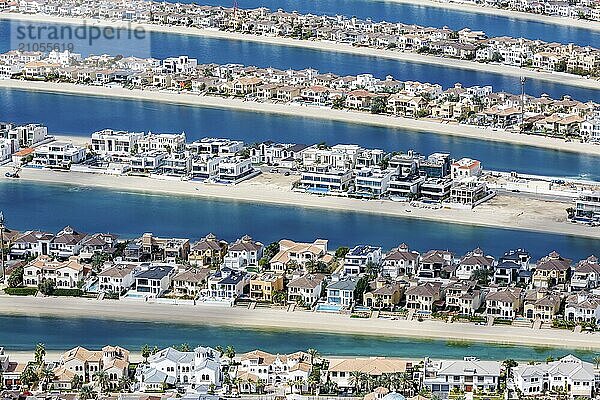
[316,304,343,312]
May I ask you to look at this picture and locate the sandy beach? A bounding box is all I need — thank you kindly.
[1,13,599,91]
[378,0,600,32]
[1,295,599,350]
[1,162,597,240]
[2,80,600,157]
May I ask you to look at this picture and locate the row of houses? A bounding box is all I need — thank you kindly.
[2,50,598,140]
[5,223,600,324]
[477,0,600,21]
[2,119,496,206]
[7,0,600,75]
[0,122,48,162]
[2,344,598,399]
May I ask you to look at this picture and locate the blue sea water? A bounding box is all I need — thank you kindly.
[0,315,595,361]
[0,180,598,261]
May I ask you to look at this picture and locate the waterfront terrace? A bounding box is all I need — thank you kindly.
[2,51,600,144]
[3,0,600,79]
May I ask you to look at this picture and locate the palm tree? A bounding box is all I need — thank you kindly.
[285,380,294,395]
[224,345,236,363]
[34,343,46,370]
[306,348,320,364]
[39,366,55,390]
[294,379,306,394]
[178,343,190,352]
[20,365,39,389]
[349,371,362,393]
[79,385,96,400]
[593,356,600,369]
[379,373,392,390]
[71,374,82,390]
[215,345,224,356]
[118,376,133,392]
[398,372,410,394]
[255,378,265,394]
[307,371,321,395]
[93,370,110,395]
[140,344,151,363]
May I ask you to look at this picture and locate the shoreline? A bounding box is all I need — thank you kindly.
[1,296,599,350]
[2,163,599,240]
[1,13,600,92]
[2,80,600,157]
[377,0,600,32]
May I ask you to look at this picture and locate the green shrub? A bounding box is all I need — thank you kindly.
[52,289,83,297]
[4,287,38,296]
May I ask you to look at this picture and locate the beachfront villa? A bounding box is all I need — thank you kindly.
[423,357,501,397]
[223,235,264,270]
[234,350,313,393]
[381,243,421,278]
[343,245,383,276]
[98,263,137,294]
[135,346,222,392]
[513,355,596,398]
[249,273,285,302]
[31,141,86,168]
[188,234,228,268]
[268,239,332,273]
[325,275,359,307]
[287,273,326,306]
[485,287,524,320]
[55,346,130,388]
[0,347,25,390]
[326,358,412,392]
[172,268,211,297]
[23,255,88,289]
[532,251,572,289]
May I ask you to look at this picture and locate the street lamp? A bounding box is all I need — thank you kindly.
[0,211,5,280]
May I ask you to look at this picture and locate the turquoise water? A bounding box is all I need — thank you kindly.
[0,315,595,361]
[0,180,598,260]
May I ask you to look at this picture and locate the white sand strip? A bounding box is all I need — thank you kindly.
[1,296,598,350]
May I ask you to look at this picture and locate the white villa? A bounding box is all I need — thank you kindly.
[136,346,222,392]
[23,255,87,289]
[423,357,501,397]
[235,350,312,393]
[513,355,595,398]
